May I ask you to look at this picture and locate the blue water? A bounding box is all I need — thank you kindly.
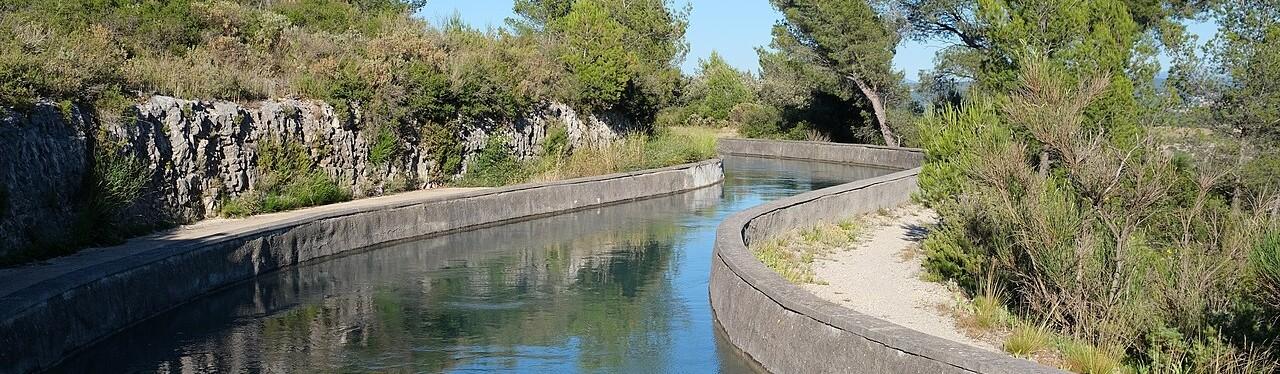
[52,155,893,373]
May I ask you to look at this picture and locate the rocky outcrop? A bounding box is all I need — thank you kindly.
[0,104,92,255]
[0,96,633,258]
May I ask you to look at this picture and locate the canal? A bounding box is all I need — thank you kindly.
[51,155,895,373]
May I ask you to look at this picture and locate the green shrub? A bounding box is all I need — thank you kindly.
[456,135,525,187]
[731,102,784,138]
[90,139,149,215]
[1061,341,1126,374]
[221,138,350,217]
[917,59,1280,369]
[921,217,985,287]
[368,126,399,166]
[542,122,570,158]
[260,172,349,212]
[0,133,151,266]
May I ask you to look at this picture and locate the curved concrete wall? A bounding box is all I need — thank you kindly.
[0,160,722,374]
[709,140,1061,374]
[717,138,925,170]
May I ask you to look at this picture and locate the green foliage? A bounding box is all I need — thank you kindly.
[552,0,633,111]
[1212,1,1280,147]
[222,138,350,217]
[1004,323,1053,357]
[917,61,1280,368]
[683,52,757,123]
[914,100,1008,208]
[1061,340,1126,374]
[369,126,399,166]
[1252,228,1280,313]
[0,131,152,267]
[766,0,904,145]
[456,135,526,187]
[903,0,1161,146]
[89,136,150,217]
[452,126,717,187]
[731,102,785,138]
[542,122,570,158]
[514,0,688,120]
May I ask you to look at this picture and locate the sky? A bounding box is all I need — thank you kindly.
[418,1,1218,80]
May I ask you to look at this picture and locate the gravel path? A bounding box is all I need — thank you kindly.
[803,205,997,352]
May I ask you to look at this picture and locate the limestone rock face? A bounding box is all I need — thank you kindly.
[0,104,90,254]
[0,96,631,257]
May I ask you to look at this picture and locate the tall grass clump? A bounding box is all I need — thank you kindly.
[915,58,1280,370]
[1004,322,1054,358]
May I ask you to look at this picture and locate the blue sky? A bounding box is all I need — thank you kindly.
[418,1,1217,80]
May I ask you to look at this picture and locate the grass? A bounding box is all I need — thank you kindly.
[753,238,821,284]
[750,217,865,284]
[1061,340,1126,374]
[1004,322,1054,358]
[968,294,1008,330]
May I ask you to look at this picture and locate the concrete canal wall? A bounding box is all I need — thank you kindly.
[0,159,722,374]
[709,139,1062,373]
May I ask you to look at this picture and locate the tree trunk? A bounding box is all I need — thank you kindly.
[846,74,897,147]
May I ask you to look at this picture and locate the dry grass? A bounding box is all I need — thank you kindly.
[750,217,866,284]
[530,126,719,182]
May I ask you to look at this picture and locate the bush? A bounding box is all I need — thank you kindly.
[221,138,350,217]
[456,135,525,187]
[541,122,570,158]
[368,125,399,166]
[730,102,783,138]
[917,60,1280,367]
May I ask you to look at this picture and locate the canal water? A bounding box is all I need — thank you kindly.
[52,155,895,373]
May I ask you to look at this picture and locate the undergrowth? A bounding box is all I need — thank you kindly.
[749,217,866,284]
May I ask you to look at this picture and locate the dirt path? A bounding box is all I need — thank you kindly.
[803,205,997,352]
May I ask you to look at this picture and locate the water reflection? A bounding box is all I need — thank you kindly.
[52,155,894,373]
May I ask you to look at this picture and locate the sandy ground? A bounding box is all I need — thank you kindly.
[803,204,997,352]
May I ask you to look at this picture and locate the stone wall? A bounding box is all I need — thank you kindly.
[709,140,1062,374]
[0,97,631,257]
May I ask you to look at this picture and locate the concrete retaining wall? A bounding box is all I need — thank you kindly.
[0,159,723,374]
[709,140,1061,374]
[717,138,924,170]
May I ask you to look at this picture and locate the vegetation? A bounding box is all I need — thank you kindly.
[917,55,1280,372]
[750,217,865,284]
[221,139,350,217]
[1004,322,1053,358]
[0,131,152,266]
[890,0,1280,370]
[456,126,718,187]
